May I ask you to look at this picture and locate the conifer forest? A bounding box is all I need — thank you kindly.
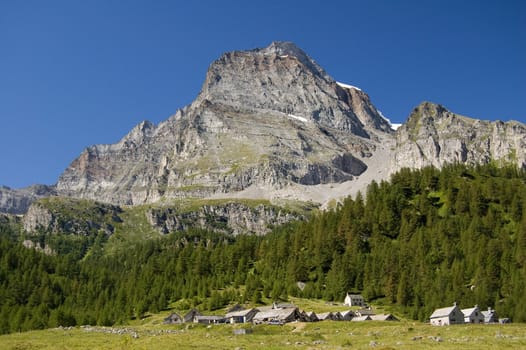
[1,164,525,334]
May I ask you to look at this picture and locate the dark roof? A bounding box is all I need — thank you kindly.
[227,304,245,313]
[163,313,183,324]
[183,309,202,322]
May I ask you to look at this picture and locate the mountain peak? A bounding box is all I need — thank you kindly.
[413,101,448,117]
[260,41,305,56]
[259,41,328,79]
[197,42,386,137]
[393,101,526,173]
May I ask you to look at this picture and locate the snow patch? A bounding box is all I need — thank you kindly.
[336,81,362,91]
[287,114,309,123]
[377,109,402,130]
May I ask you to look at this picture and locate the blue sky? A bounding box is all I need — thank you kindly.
[1,0,525,188]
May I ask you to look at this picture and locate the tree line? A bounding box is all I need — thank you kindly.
[0,163,525,333]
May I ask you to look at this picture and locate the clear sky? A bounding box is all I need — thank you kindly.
[1,0,525,188]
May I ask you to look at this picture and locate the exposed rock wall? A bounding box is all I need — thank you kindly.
[22,198,122,236]
[391,102,526,173]
[146,202,303,236]
[0,185,56,214]
[22,198,305,236]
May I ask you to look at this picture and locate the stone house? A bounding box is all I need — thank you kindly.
[351,315,371,321]
[429,303,465,326]
[253,307,302,324]
[481,307,499,323]
[344,293,366,307]
[461,305,485,324]
[194,315,226,324]
[317,312,336,321]
[305,311,319,322]
[340,310,355,321]
[225,308,259,324]
[355,308,375,317]
[370,314,398,321]
[183,309,202,323]
[163,313,183,324]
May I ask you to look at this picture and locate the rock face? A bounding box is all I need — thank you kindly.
[56,41,391,205]
[23,198,122,236]
[146,202,304,236]
[21,197,306,236]
[0,185,56,215]
[391,102,526,173]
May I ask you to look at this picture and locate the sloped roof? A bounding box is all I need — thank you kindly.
[273,302,296,309]
[332,311,343,320]
[183,309,202,322]
[481,309,498,322]
[256,305,274,312]
[340,310,354,317]
[461,306,479,317]
[430,305,458,318]
[370,314,398,321]
[253,307,298,321]
[225,308,258,318]
[346,293,364,298]
[351,315,371,321]
[481,309,497,317]
[305,311,318,321]
[317,312,334,320]
[163,313,183,324]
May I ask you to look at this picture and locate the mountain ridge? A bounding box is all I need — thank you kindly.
[1,42,525,217]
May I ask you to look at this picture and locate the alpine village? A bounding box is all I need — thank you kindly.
[1,42,525,348]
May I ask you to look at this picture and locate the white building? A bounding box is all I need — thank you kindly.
[344,293,365,307]
[461,305,485,324]
[481,307,499,323]
[429,302,465,326]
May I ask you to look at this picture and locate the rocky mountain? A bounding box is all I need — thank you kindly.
[2,42,525,235]
[55,41,392,206]
[391,102,526,172]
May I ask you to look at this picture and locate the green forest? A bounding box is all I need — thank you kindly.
[1,164,525,334]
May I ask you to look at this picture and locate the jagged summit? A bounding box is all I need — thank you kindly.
[411,101,448,116]
[257,41,329,79]
[198,41,389,137]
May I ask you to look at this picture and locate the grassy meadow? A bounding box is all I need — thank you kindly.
[1,320,525,349]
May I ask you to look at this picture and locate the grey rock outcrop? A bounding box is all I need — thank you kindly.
[0,184,56,214]
[391,102,526,173]
[146,202,303,236]
[21,196,307,236]
[23,198,122,236]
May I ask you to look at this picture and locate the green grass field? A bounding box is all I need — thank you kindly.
[1,321,525,349]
